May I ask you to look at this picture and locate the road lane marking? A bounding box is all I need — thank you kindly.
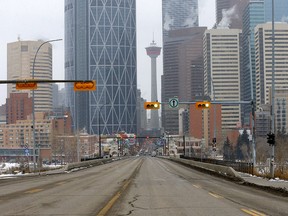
[24,188,43,194]
[97,178,131,216]
[97,159,143,216]
[209,192,222,199]
[241,208,266,216]
[193,184,201,189]
[56,181,67,185]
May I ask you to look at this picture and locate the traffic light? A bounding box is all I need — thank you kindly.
[267,132,275,146]
[74,80,96,91]
[144,102,160,110]
[195,101,210,109]
[16,82,37,90]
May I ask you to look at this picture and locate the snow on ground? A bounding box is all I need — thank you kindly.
[0,162,64,179]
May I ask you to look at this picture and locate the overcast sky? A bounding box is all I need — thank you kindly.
[0,0,215,105]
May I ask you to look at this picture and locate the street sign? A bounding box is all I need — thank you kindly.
[169,98,179,108]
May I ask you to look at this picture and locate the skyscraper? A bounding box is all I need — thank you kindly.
[264,0,288,22]
[216,0,249,29]
[162,0,198,40]
[204,28,242,131]
[162,27,206,134]
[241,0,265,124]
[65,0,137,135]
[7,40,53,113]
[255,22,288,108]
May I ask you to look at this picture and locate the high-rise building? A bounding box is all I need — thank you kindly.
[255,22,288,108]
[7,40,53,113]
[264,0,288,22]
[65,0,137,135]
[241,0,265,124]
[161,27,206,134]
[162,0,198,40]
[216,0,249,29]
[203,28,242,132]
[136,89,147,135]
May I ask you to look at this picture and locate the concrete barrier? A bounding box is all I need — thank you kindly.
[64,158,116,171]
[167,157,243,181]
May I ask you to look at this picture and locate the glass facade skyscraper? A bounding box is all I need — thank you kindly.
[264,0,288,22]
[241,0,265,124]
[65,0,137,135]
[162,0,198,40]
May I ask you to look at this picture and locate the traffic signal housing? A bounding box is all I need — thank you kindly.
[267,132,275,146]
[144,102,160,110]
[195,101,211,109]
[16,82,37,90]
[74,80,96,91]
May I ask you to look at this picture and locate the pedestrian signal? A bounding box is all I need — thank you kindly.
[144,102,160,110]
[195,101,210,109]
[74,81,96,91]
[16,82,37,90]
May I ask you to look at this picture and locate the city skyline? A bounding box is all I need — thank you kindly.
[0,0,216,106]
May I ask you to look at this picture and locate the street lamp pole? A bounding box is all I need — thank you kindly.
[32,39,62,172]
[98,104,107,158]
[270,0,275,178]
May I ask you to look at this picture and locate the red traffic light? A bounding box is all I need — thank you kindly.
[144,102,160,110]
[195,101,210,109]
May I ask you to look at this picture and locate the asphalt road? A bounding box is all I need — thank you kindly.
[0,157,287,216]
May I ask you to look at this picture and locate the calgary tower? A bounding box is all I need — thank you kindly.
[145,40,161,129]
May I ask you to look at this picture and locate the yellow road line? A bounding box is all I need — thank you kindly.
[193,184,201,189]
[97,179,131,216]
[209,192,223,199]
[241,208,266,216]
[24,188,43,194]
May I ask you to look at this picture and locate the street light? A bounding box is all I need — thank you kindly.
[32,39,62,172]
[98,104,108,158]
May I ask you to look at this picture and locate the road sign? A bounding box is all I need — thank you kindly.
[16,82,37,90]
[169,98,179,108]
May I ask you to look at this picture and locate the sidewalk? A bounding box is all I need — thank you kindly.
[238,172,288,195]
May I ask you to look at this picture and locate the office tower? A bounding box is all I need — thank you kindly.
[264,0,288,22]
[65,0,137,135]
[146,41,161,130]
[255,23,288,109]
[162,0,198,40]
[136,89,147,134]
[162,27,206,134]
[241,0,265,124]
[216,0,249,29]
[7,40,53,113]
[203,28,242,132]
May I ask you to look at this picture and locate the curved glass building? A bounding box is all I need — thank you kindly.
[65,0,137,135]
